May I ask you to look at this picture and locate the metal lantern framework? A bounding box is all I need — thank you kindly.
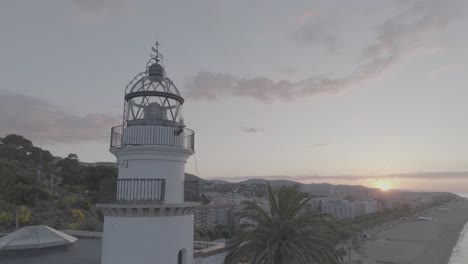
[110,43,194,150]
[123,45,184,127]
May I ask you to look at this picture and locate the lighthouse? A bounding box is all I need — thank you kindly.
[98,42,197,264]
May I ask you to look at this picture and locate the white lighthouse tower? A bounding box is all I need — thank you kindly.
[98,42,198,264]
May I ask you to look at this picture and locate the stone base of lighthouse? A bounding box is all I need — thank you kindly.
[100,209,195,264]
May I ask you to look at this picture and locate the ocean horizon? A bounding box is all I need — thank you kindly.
[448,193,468,264]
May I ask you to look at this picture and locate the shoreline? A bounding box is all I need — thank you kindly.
[355,198,468,264]
[445,209,468,264]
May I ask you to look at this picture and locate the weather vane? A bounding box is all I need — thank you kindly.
[150,41,163,62]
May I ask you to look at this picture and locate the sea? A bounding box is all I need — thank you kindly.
[448,193,468,264]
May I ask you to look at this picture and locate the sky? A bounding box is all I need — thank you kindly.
[1,0,468,191]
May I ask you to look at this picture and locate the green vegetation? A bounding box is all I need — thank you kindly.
[195,225,233,241]
[225,184,342,264]
[0,134,116,232]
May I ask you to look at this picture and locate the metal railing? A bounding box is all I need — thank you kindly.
[98,178,165,205]
[184,180,200,202]
[110,125,123,148]
[110,125,194,151]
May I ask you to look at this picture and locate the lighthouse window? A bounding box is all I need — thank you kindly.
[177,249,186,264]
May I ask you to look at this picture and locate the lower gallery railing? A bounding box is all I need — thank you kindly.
[98,178,165,205]
[98,178,200,204]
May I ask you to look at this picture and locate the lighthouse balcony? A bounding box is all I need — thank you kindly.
[97,178,200,205]
[110,124,195,150]
[96,178,200,217]
[98,178,166,205]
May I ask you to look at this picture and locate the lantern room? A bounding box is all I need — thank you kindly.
[123,42,184,128]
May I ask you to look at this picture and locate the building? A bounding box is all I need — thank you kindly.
[321,200,356,220]
[353,200,379,217]
[0,225,77,255]
[0,234,227,264]
[195,204,235,228]
[96,42,205,264]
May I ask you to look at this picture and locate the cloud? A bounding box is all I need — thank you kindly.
[0,93,118,144]
[430,64,461,76]
[273,68,296,75]
[291,10,319,25]
[185,0,465,103]
[209,171,468,183]
[241,127,263,133]
[309,143,332,148]
[293,19,341,50]
[71,0,130,20]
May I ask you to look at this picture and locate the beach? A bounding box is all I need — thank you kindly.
[355,198,468,264]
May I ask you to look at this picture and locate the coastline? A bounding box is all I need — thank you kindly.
[442,199,468,264]
[446,219,468,264]
[355,198,468,264]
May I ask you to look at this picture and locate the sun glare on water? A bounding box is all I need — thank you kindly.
[376,180,392,191]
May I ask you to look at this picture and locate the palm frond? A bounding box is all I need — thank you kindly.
[225,183,342,264]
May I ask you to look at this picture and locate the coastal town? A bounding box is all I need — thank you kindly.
[2,1,468,263]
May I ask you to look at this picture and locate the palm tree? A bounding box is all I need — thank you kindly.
[225,184,342,264]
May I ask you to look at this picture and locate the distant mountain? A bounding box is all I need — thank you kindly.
[207,177,376,195]
[185,173,210,185]
[208,179,230,184]
[303,183,374,195]
[238,179,300,187]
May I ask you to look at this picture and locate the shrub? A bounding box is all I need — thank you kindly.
[36,188,51,200]
[0,212,14,226]
[67,222,78,230]
[17,206,31,224]
[77,218,102,231]
[77,200,91,211]
[66,185,82,194]
[71,209,84,221]
[65,196,77,205]
[58,196,77,209]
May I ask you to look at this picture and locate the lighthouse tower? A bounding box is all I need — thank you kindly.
[98,43,197,264]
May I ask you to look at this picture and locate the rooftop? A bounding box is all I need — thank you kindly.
[0,230,228,264]
[0,226,77,251]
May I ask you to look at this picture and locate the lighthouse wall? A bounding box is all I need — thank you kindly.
[101,214,194,264]
[112,146,194,204]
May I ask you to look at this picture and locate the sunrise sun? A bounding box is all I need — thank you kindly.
[376,180,392,191]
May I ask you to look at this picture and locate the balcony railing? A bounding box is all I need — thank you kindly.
[110,125,194,151]
[184,180,200,202]
[98,178,165,205]
[98,178,200,204]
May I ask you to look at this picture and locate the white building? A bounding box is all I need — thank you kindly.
[363,200,379,214]
[195,204,235,228]
[321,200,356,220]
[97,43,227,264]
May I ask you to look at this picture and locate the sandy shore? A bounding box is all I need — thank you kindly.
[357,199,468,264]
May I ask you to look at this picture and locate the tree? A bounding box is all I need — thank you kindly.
[225,184,342,264]
[57,154,82,186]
[0,160,42,207]
[0,135,33,162]
[83,165,117,191]
[0,134,33,149]
[0,135,54,173]
[67,153,79,161]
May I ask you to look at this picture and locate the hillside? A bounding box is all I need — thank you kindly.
[0,134,115,232]
[210,178,376,196]
[185,173,210,184]
[0,134,214,233]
